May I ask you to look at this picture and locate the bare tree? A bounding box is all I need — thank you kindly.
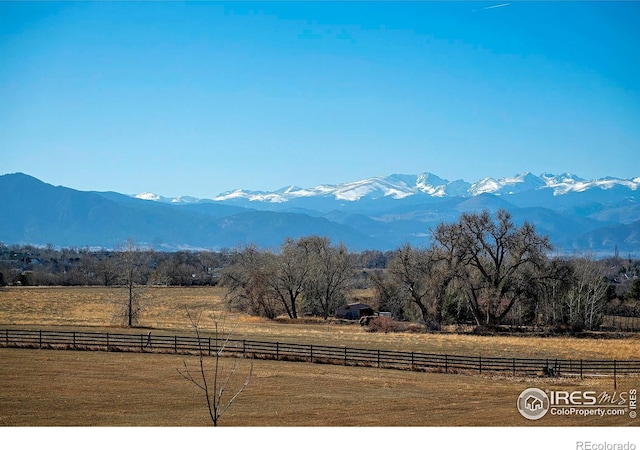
[266,237,313,319]
[178,310,253,426]
[302,236,354,320]
[384,243,456,327]
[222,245,283,319]
[113,238,152,327]
[225,237,355,320]
[521,256,574,328]
[96,254,119,286]
[386,244,434,324]
[368,269,407,320]
[432,209,552,328]
[561,255,610,330]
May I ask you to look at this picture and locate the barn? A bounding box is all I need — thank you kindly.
[335,303,374,320]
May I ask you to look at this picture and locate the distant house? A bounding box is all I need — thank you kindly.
[335,303,374,320]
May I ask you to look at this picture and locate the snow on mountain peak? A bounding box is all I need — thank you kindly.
[542,172,594,195]
[135,192,202,203]
[141,172,640,205]
[216,189,287,203]
[468,172,547,196]
[135,192,161,201]
[330,176,415,201]
[415,172,450,197]
[469,177,500,195]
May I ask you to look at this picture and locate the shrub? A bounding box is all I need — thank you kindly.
[365,316,410,333]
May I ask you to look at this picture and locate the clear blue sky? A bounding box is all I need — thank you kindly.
[1,1,639,198]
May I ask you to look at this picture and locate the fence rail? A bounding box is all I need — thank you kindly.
[2,328,639,378]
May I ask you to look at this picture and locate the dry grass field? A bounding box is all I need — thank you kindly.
[1,286,639,360]
[0,348,637,427]
[1,286,639,428]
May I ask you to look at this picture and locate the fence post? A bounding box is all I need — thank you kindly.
[614,360,617,390]
[106,332,110,351]
[512,358,516,377]
[580,359,583,379]
[377,349,380,369]
[479,356,482,375]
[208,337,211,356]
[545,358,549,375]
[276,342,279,360]
[445,354,449,373]
[310,344,313,363]
[174,335,177,354]
[140,334,144,351]
[39,330,42,349]
[5,329,8,346]
[243,340,246,358]
[345,347,348,366]
[411,352,414,371]
[73,331,76,349]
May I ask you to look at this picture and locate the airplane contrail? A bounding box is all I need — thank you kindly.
[483,3,511,10]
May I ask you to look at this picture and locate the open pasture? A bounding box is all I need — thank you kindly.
[1,286,639,360]
[1,286,639,427]
[0,347,637,427]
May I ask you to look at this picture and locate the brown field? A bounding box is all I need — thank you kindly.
[1,286,639,360]
[1,286,639,427]
[0,348,637,427]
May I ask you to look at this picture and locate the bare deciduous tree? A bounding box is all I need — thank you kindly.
[222,245,283,319]
[520,256,574,328]
[384,243,456,327]
[97,255,119,286]
[178,310,253,426]
[113,238,153,327]
[386,244,434,324]
[266,237,312,319]
[222,237,354,320]
[302,236,354,320]
[367,269,407,320]
[432,209,552,328]
[561,255,610,330]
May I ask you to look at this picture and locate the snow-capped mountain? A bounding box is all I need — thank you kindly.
[469,172,547,196]
[153,172,638,205]
[2,172,640,255]
[134,192,202,204]
[213,174,425,203]
[540,173,640,195]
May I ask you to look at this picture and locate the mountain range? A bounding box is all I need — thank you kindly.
[2,172,639,256]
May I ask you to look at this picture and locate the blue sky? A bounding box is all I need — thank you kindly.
[1,1,639,198]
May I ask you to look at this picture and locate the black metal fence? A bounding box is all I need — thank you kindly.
[2,328,639,378]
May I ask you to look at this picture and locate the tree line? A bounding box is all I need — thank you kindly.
[371,211,640,331]
[2,209,639,331]
[0,241,234,287]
